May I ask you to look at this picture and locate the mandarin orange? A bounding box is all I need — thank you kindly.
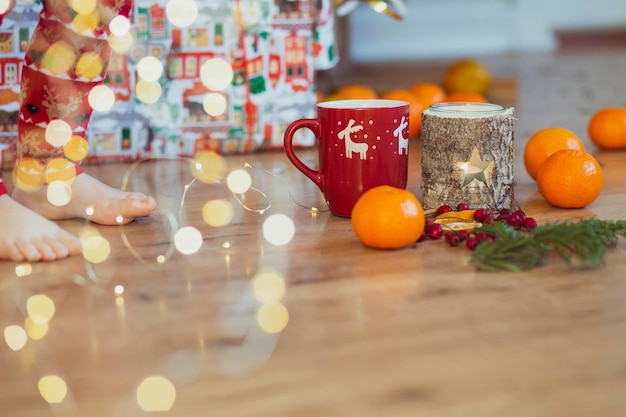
[443,59,491,95]
[381,89,424,139]
[334,85,378,100]
[523,127,585,180]
[409,82,446,108]
[351,185,425,249]
[536,149,603,208]
[588,107,626,150]
[444,92,488,103]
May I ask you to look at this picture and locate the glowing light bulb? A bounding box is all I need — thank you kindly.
[88,85,115,112]
[262,214,295,246]
[45,120,72,147]
[109,15,131,36]
[226,169,252,194]
[200,58,234,91]
[137,56,164,82]
[166,0,198,28]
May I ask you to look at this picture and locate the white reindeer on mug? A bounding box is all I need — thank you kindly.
[338,119,368,160]
[394,116,409,155]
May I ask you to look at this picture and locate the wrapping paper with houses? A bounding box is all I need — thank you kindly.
[0,0,337,168]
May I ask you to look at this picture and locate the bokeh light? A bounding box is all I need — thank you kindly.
[14,157,45,191]
[4,325,28,351]
[15,263,33,277]
[136,376,177,412]
[0,0,11,15]
[135,80,162,104]
[262,214,295,246]
[226,169,252,194]
[200,58,234,91]
[38,375,68,404]
[26,294,55,325]
[166,0,198,28]
[45,158,77,184]
[191,151,227,184]
[45,120,73,147]
[70,0,97,15]
[174,226,203,255]
[202,93,227,116]
[25,316,49,340]
[257,303,289,334]
[88,85,116,112]
[42,41,75,75]
[75,51,103,80]
[47,180,73,207]
[137,56,164,82]
[64,135,90,162]
[252,270,286,304]
[109,15,131,36]
[82,233,112,264]
[202,199,234,227]
[109,32,134,53]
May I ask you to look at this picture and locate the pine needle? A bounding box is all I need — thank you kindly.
[470,219,626,272]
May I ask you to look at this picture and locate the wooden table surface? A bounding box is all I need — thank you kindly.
[2,48,626,416]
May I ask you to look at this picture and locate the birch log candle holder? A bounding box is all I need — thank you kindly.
[420,102,516,211]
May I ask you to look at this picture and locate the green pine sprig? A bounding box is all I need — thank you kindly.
[470,219,626,272]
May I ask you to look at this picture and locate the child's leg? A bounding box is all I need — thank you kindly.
[12,0,156,225]
[1,174,82,261]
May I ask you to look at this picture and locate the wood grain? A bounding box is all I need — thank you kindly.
[2,49,626,416]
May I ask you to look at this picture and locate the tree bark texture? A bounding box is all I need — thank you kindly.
[421,106,516,211]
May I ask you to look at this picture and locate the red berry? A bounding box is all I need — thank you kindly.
[438,205,452,214]
[525,217,538,229]
[446,232,461,247]
[457,203,470,211]
[507,212,523,227]
[473,208,488,222]
[417,231,427,242]
[457,230,470,240]
[466,237,478,250]
[427,223,443,239]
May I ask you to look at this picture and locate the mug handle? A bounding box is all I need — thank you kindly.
[283,118,324,192]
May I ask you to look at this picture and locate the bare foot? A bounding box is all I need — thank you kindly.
[0,195,83,262]
[12,173,157,225]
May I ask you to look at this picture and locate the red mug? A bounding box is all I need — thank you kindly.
[284,99,410,217]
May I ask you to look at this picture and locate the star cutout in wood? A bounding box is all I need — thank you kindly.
[455,146,494,187]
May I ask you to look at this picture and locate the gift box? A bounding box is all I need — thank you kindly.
[0,0,338,168]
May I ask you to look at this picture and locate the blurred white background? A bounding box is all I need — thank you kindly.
[346,0,626,61]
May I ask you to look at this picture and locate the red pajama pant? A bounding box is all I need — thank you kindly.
[0,0,133,196]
